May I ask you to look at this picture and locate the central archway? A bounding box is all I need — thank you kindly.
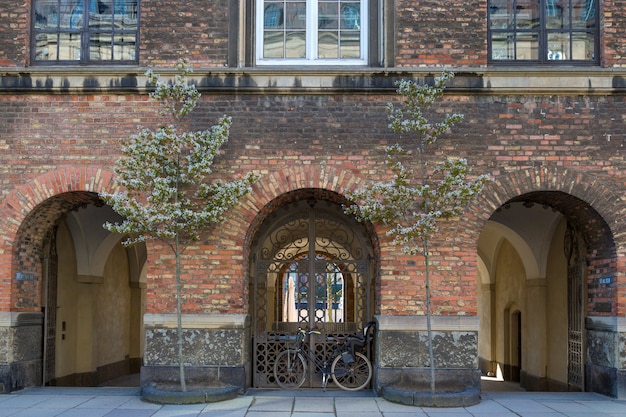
[249,193,376,389]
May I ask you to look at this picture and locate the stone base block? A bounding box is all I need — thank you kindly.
[382,385,480,407]
[377,366,480,407]
[586,363,626,399]
[141,365,246,393]
[0,360,42,393]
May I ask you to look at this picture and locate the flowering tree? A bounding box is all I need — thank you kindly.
[345,71,490,394]
[100,59,258,392]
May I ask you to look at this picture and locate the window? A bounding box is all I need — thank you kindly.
[488,0,598,64]
[256,0,368,65]
[33,0,139,64]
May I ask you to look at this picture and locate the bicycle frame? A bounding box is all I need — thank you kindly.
[278,328,371,390]
[290,330,343,389]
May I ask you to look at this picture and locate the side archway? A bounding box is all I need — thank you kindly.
[474,167,623,397]
[0,167,146,391]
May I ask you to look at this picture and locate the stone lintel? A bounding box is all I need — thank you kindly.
[144,313,249,330]
[376,315,479,332]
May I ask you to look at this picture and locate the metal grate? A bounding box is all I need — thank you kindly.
[251,200,374,388]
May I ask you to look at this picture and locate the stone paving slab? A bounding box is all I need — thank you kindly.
[0,387,625,417]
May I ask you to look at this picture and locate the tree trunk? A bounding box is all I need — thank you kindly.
[425,240,435,394]
[175,232,187,392]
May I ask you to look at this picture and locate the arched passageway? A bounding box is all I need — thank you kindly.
[478,191,615,393]
[248,190,377,389]
[12,191,146,387]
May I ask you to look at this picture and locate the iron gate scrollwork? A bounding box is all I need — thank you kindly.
[251,200,374,388]
[564,222,585,391]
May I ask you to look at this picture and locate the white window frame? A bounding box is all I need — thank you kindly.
[255,0,368,66]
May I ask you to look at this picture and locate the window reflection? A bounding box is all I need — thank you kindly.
[260,0,364,63]
[33,0,138,63]
[488,0,597,63]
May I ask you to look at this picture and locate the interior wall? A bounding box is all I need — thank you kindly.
[484,219,570,388]
[494,240,526,375]
[545,218,568,385]
[96,241,131,369]
[55,221,79,380]
[54,218,133,384]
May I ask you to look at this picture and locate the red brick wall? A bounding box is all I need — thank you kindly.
[395,0,487,67]
[3,92,623,315]
[139,0,230,66]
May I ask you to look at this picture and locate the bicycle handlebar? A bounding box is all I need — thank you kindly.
[297,328,321,335]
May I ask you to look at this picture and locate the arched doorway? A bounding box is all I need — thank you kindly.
[478,191,612,392]
[15,191,146,387]
[249,196,376,389]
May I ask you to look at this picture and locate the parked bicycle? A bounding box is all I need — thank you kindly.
[273,322,375,391]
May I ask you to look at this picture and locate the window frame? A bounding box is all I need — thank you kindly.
[31,0,140,65]
[487,0,599,65]
[255,0,369,66]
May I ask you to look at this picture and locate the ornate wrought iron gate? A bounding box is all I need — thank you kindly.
[250,200,374,388]
[565,223,585,391]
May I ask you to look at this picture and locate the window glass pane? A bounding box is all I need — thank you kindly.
[489,0,512,29]
[547,32,569,60]
[319,2,338,29]
[35,0,59,29]
[35,33,58,60]
[113,33,136,60]
[264,2,284,29]
[491,32,515,60]
[341,2,360,29]
[515,0,539,29]
[63,0,84,29]
[515,31,538,59]
[546,0,569,29]
[90,32,112,60]
[573,0,596,29]
[571,31,595,60]
[58,32,82,60]
[263,31,284,58]
[113,0,138,30]
[285,31,306,57]
[285,2,306,29]
[339,31,360,58]
[318,31,338,58]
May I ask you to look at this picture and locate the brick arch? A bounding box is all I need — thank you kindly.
[468,166,625,315]
[0,166,116,239]
[466,166,623,243]
[240,164,367,253]
[0,166,116,311]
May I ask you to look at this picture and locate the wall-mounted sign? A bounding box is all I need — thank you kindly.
[15,272,35,281]
[598,276,613,285]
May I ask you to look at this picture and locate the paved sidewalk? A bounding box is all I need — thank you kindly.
[1,387,626,417]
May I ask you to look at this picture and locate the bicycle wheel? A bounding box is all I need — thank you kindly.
[331,351,372,391]
[274,350,307,389]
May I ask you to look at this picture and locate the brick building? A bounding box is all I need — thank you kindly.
[0,0,625,399]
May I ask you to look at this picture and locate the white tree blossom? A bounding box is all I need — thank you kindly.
[346,71,490,394]
[100,58,258,392]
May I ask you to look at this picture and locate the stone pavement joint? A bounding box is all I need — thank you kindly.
[0,387,625,416]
